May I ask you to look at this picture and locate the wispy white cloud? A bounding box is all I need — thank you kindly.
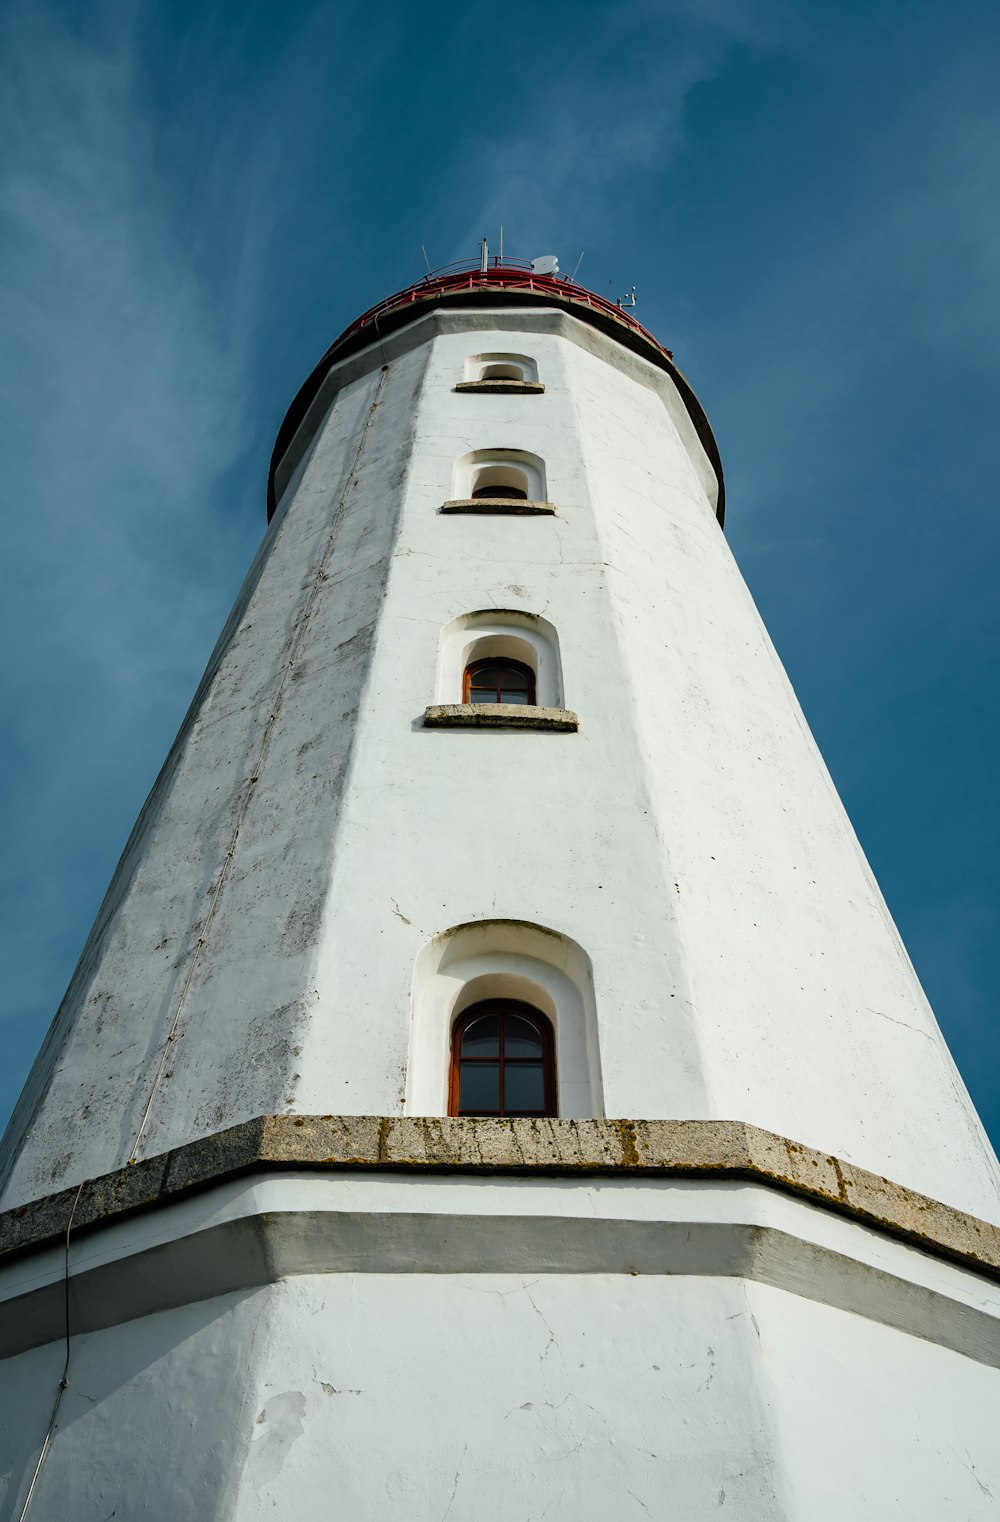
[440,0,793,257]
[5,18,250,456]
[0,1,251,672]
[0,1,290,1042]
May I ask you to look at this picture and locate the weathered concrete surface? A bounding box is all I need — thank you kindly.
[422,703,579,730]
[4,303,1000,1233]
[440,496,556,513]
[2,1116,998,1281]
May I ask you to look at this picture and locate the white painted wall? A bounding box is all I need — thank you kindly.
[3,1179,998,1522]
[749,1277,1000,1520]
[2,303,998,1228]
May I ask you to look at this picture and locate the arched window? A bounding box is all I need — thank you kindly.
[458,353,541,389]
[464,657,536,705]
[449,1000,556,1117]
[450,450,546,506]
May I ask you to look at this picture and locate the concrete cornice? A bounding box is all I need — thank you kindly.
[1,1116,999,1281]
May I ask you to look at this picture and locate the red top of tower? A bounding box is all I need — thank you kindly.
[330,257,673,365]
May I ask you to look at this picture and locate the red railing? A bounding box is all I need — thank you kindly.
[328,258,672,360]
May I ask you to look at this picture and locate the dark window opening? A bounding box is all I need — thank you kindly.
[470,483,529,502]
[449,1001,556,1117]
[463,658,536,706]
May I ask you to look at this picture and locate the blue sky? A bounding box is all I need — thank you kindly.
[1,0,998,1154]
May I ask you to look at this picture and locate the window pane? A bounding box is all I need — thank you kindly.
[461,1015,500,1057]
[504,1016,543,1058]
[500,666,529,689]
[469,685,496,704]
[503,1063,545,1112]
[459,1062,500,1112]
[500,688,530,705]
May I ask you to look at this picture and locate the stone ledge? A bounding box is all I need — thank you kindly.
[440,497,556,515]
[1,1117,999,1282]
[453,380,545,394]
[423,703,579,731]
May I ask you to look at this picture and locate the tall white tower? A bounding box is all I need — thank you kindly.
[1,256,999,1520]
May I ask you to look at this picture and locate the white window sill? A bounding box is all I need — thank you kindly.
[423,704,579,732]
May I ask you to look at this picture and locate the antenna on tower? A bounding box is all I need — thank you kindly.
[531,254,560,276]
[480,237,489,273]
[498,225,503,263]
[569,251,585,284]
[615,285,637,310]
[420,244,432,277]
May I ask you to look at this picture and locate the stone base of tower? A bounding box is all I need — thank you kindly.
[1,1121,999,1519]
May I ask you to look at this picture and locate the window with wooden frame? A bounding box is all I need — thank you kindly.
[463,657,536,706]
[449,1000,556,1117]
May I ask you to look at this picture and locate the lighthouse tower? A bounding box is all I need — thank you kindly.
[1,253,999,1520]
